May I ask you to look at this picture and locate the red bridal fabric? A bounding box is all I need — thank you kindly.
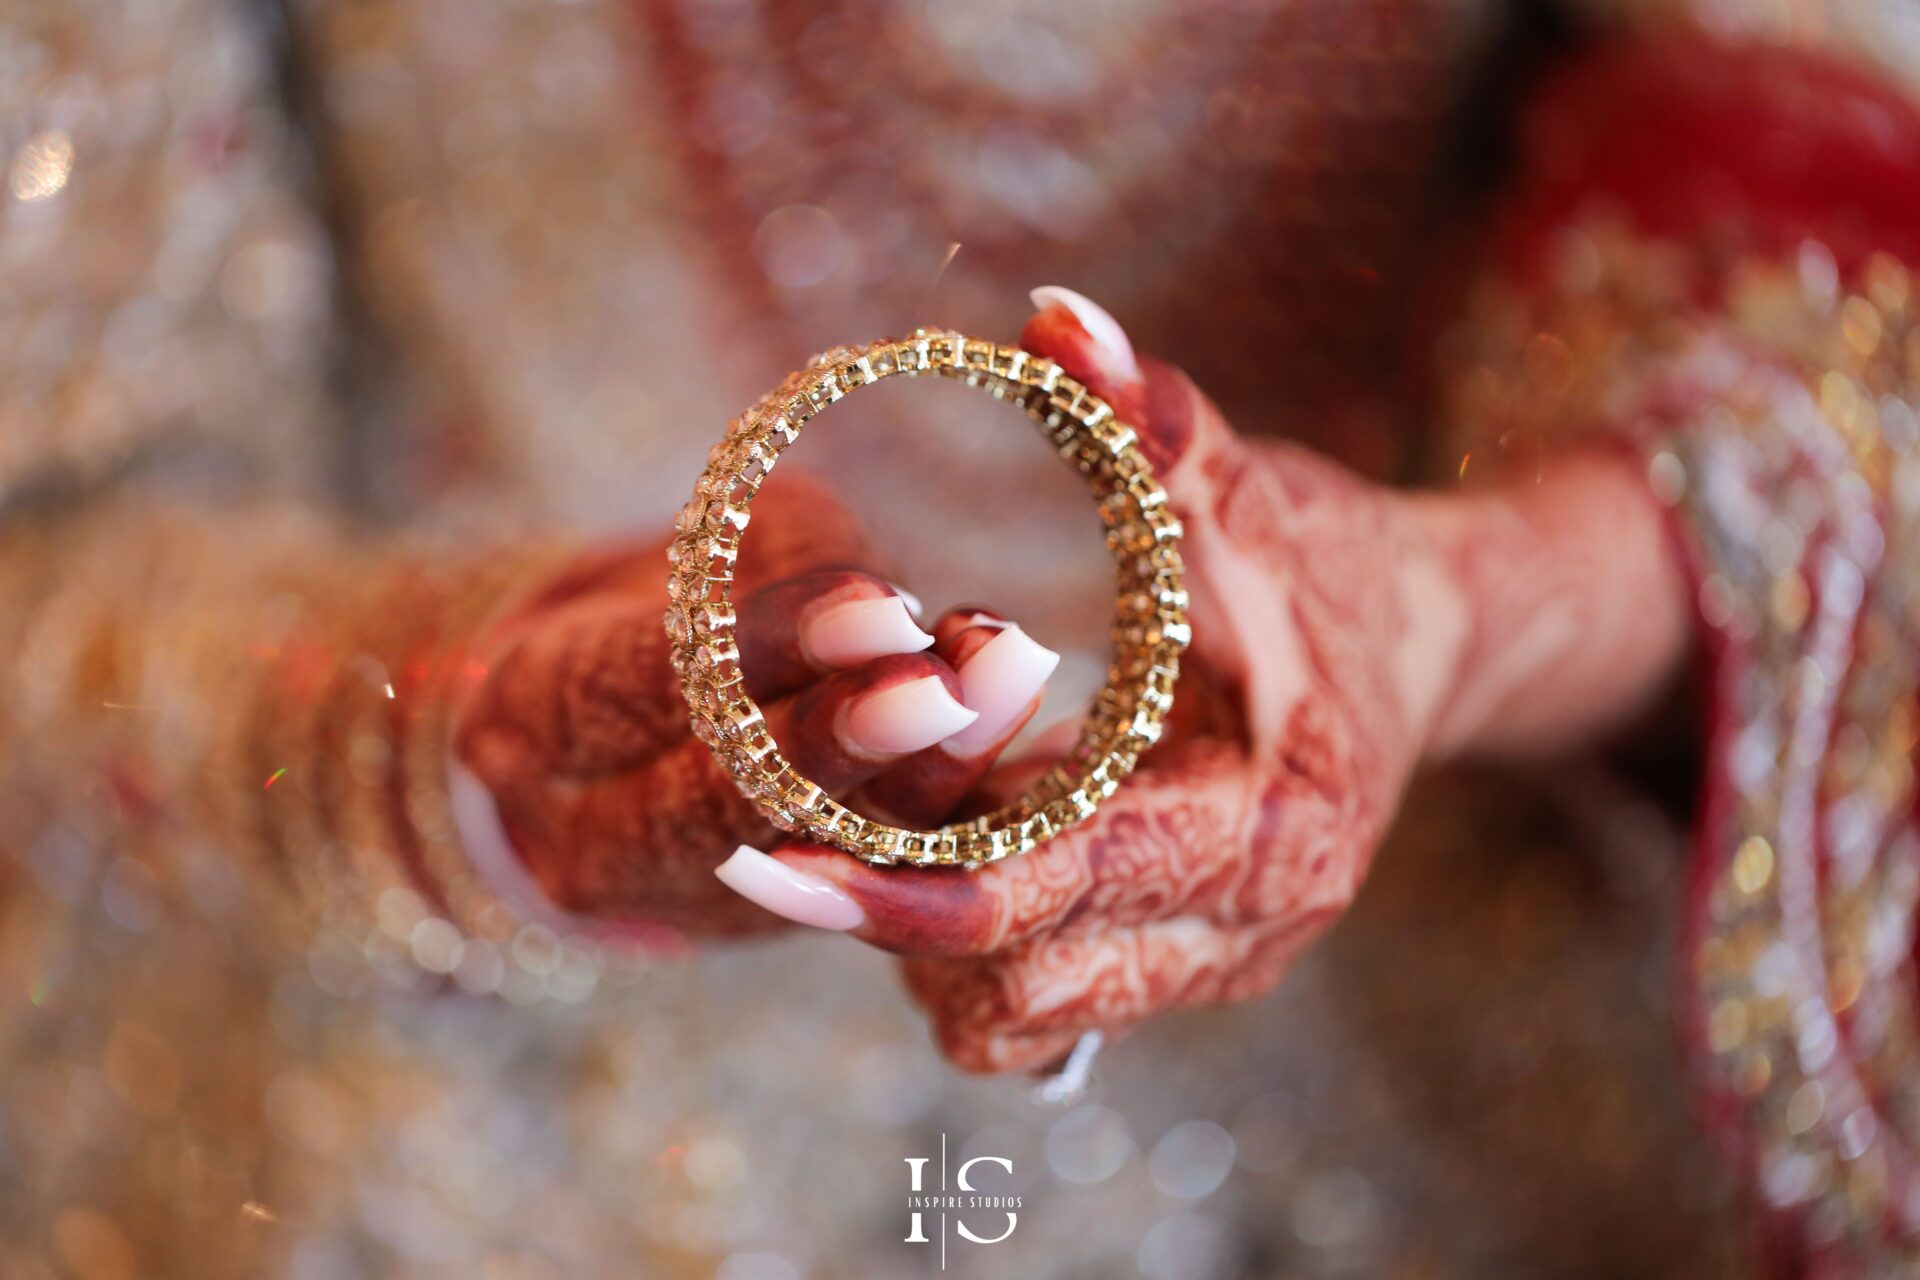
[1466,32,1920,1276]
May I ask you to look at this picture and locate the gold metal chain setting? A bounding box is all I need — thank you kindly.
[666,330,1189,867]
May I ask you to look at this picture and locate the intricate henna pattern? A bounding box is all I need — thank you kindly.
[866,424,1426,1068]
[461,597,684,778]
[774,306,1695,1072]
[452,470,905,934]
[446,300,1691,1069]
[452,469,1050,937]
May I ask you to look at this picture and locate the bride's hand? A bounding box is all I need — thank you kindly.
[451,475,1059,936]
[716,289,1693,1071]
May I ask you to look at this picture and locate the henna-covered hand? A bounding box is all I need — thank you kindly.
[719,288,1693,1071]
[451,472,1059,937]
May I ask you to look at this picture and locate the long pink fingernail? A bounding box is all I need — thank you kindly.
[943,625,1060,757]
[715,845,865,931]
[1030,286,1141,385]
[801,595,933,668]
[844,675,978,757]
[887,582,926,618]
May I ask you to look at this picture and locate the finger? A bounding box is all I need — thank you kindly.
[763,652,978,794]
[1023,288,1267,707]
[1022,290,1247,631]
[459,570,932,785]
[736,569,932,702]
[505,731,776,927]
[499,466,873,624]
[901,916,1321,1074]
[460,467,884,783]
[916,706,1367,945]
[1023,285,1147,429]
[763,738,1269,956]
[1021,286,1237,491]
[856,607,1059,827]
[526,652,978,919]
[712,731,1365,958]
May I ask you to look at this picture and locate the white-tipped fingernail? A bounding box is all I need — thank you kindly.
[802,595,934,668]
[1030,285,1141,386]
[943,625,1061,756]
[715,845,865,931]
[888,582,925,618]
[844,675,978,757]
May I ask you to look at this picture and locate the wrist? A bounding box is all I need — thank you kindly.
[1393,485,1494,762]
[1409,450,1692,759]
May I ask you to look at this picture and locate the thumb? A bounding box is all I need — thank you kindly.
[713,841,1004,954]
[1020,286,1241,515]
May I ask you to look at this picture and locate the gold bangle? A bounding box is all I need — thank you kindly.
[666,330,1190,867]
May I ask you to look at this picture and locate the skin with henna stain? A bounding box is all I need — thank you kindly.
[453,471,1048,935]
[730,288,1691,1072]
[455,285,1688,1072]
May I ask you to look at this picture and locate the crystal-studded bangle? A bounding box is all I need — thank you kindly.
[665,330,1190,868]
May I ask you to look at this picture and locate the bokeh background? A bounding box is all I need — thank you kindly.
[17,0,1917,1274]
